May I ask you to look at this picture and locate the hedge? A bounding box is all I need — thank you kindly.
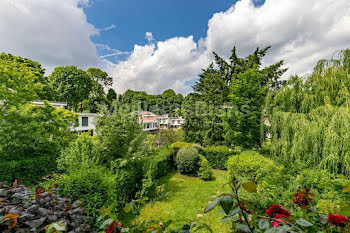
[142,148,173,179]
[202,145,235,170]
[0,155,56,184]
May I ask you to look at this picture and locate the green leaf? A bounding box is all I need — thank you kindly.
[258,219,269,230]
[342,186,350,192]
[124,203,131,213]
[265,227,287,233]
[340,205,350,217]
[296,219,313,227]
[100,218,114,229]
[219,195,234,215]
[204,198,219,213]
[242,182,257,193]
[229,206,240,216]
[235,224,251,233]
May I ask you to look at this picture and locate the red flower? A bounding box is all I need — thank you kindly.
[328,214,349,228]
[265,204,292,227]
[293,189,315,209]
[105,221,122,233]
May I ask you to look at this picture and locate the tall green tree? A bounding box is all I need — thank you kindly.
[107,88,117,103]
[222,47,287,148]
[48,66,93,111]
[86,67,113,112]
[189,47,287,147]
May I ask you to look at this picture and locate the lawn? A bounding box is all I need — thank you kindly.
[123,170,232,232]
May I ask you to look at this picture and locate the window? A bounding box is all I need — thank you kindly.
[82,117,88,127]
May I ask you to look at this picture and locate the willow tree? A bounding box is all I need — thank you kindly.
[263,49,350,175]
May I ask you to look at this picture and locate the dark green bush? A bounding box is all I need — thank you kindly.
[58,166,119,221]
[202,145,234,170]
[176,148,201,175]
[199,158,213,181]
[0,155,56,184]
[138,148,173,198]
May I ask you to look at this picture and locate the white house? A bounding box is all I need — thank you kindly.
[29,100,99,136]
[138,111,184,131]
[73,113,99,136]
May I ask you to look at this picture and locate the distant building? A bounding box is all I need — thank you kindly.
[29,100,98,136]
[138,111,184,131]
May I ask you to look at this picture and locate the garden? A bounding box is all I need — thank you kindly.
[1,48,350,233]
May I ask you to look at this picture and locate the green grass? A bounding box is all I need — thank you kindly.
[123,170,232,232]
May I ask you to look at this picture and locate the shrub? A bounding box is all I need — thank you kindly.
[58,166,119,221]
[199,158,213,181]
[170,142,193,153]
[57,133,102,173]
[138,148,173,198]
[176,148,201,175]
[0,155,56,185]
[202,145,234,170]
[227,150,283,182]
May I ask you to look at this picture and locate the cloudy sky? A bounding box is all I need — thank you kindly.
[1,0,350,94]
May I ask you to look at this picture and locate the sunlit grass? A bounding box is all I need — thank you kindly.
[123,170,232,232]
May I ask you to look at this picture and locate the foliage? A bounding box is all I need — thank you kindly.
[147,129,184,149]
[57,133,103,173]
[264,49,350,176]
[58,166,119,221]
[0,102,76,161]
[199,158,213,181]
[96,104,142,161]
[227,151,283,183]
[86,67,113,113]
[176,148,201,175]
[48,66,93,111]
[0,155,56,185]
[107,88,117,103]
[118,89,183,116]
[202,145,234,170]
[221,47,287,148]
[0,180,92,232]
[0,53,47,105]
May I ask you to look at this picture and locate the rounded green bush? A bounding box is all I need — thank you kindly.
[176,148,201,175]
[199,158,213,181]
[227,150,283,182]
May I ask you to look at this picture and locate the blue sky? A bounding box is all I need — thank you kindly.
[1,0,349,94]
[86,0,238,62]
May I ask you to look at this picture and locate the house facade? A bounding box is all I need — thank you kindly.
[138,111,184,132]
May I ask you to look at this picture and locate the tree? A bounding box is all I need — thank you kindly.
[221,47,287,148]
[107,88,117,103]
[189,46,287,147]
[0,53,45,107]
[96,102,142,161]
[48,66,93,111]
[86,68,113,112]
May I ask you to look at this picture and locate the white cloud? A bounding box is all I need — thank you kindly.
[0,0,99,73]
[205,0,350,77]
[110,0,350,94]
[107,36,210,94]
[1,0,350,94]
[97,24,117,32]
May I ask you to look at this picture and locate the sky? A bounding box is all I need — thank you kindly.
[0,0,350,94]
